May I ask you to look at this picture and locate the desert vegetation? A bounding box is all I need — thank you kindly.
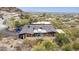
[0,7,79,51]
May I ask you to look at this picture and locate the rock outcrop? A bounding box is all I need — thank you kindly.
[0,7,24,20]
[0,7,22,13]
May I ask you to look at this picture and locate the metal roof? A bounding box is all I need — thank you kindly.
[19,24,57,34]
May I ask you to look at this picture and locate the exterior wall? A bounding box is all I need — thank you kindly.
[44,32,56,36]
[25,33,33,37]
[19,32,56,39]
[19,34,25,39]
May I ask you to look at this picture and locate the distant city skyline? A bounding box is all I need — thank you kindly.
[18,7,79,13]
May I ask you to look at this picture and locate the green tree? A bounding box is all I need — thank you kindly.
[15,21,20,27]
[14,19,30,27]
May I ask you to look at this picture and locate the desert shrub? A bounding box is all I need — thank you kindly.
[63,28,77,41]
[62,44,73,51]
[36,38,44,44]
[32,39,59,51]
[23,39,32,47]
[0,33,3,41]
[74,30,79,38]
[72,42,79,51]
[15,21,20,27]
[15,19,29,27]
[23,38,37,48]
[56,33,70,46]
[51,20,65,29]
[6,17,30,28]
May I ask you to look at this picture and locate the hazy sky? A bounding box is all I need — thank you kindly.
[18,7,79,13]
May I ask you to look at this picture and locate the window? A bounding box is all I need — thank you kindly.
[28,25,30,28]
[40,27,42,29]
[33,28,35,30]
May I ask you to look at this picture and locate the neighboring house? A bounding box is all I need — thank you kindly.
[18,21,57,39]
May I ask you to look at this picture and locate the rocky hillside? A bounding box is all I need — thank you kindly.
[0,7,22,13]
[0,7,24,20]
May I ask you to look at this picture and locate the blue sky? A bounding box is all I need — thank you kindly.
[18,7,79,13]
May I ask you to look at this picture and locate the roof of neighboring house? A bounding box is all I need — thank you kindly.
[19,24,57,34]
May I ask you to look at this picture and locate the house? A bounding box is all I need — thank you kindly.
[18,21,57,39]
